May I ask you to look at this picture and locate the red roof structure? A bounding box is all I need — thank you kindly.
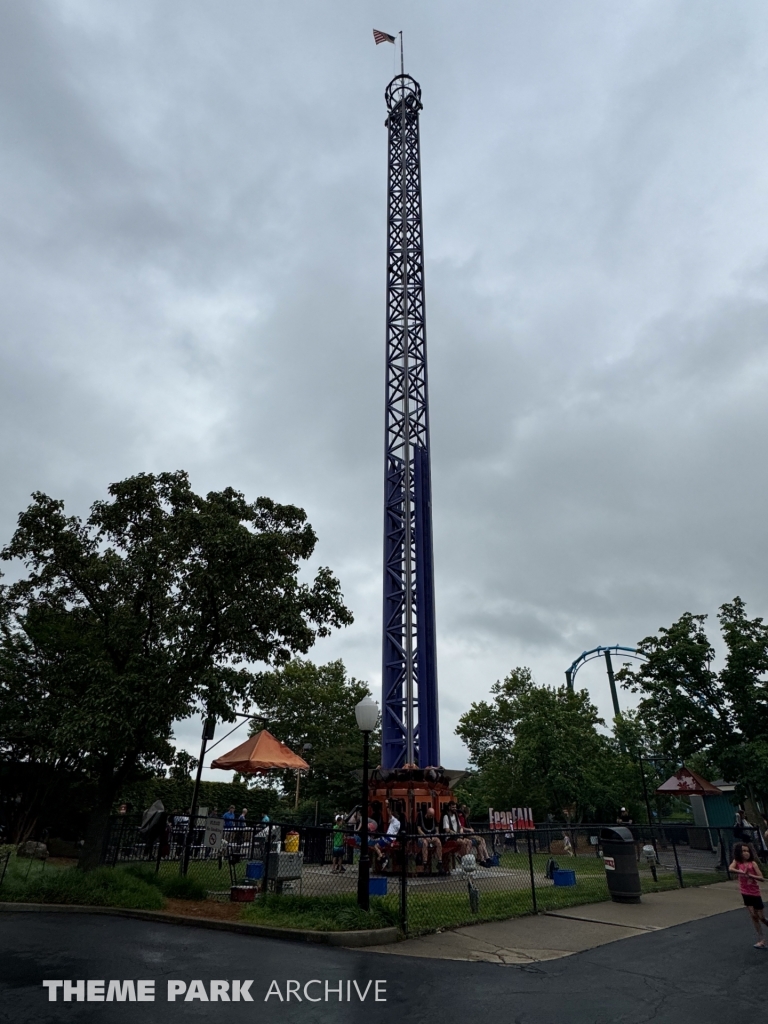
[655,766,721,796]
[210,729,309,775]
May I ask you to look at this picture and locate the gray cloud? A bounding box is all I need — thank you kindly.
[2,0,768,773]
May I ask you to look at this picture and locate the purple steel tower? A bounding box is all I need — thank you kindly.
[381,71,439,770]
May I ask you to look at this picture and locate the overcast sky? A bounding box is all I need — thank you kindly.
[2,1,768,777]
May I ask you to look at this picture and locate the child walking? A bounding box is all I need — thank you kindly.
[729,842,768,947]
[332,815,345,873]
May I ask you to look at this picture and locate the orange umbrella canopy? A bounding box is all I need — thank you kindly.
[210,729,309,775]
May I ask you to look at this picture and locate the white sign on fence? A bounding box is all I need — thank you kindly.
[203,817,225,853]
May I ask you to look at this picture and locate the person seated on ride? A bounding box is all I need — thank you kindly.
[416,806,443,870]
[441,801,472,858]
[371,810,401,871]
[345,806,362,831]
[458,803,491,866]
[348,811,379,846]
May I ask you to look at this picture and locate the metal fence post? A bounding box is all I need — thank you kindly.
[155,830,164,875]
[527,830,537,914]
[112,817,125,867]
[99,816,114,867]
[399,823,408,936]
[718,829,730,879]
[262,823,273,895]
[671,833,684,888]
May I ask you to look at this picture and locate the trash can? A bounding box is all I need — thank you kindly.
[245,861,264,881]
[600,826,641,904]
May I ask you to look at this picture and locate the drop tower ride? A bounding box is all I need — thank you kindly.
[381,68,439,771]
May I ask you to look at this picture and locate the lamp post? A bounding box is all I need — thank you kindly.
[182,715,216,876]
[637,753,667,825]
[294,743,313,809]
[180,711,268,876]
[355,694,379,912]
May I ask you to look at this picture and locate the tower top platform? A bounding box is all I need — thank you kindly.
[385,74,423,112]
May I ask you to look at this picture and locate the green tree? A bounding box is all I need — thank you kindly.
[456,668,636,821]
[0,471,352,867]
[249,658,379,820]
[619,597,768,804]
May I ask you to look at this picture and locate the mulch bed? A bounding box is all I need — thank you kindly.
[161,898,244,922]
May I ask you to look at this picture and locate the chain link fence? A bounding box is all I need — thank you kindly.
[101,818,749,936]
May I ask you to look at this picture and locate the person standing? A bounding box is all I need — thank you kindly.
[331,815,345,873]
[734,810,754,843]
[729,842,768,948]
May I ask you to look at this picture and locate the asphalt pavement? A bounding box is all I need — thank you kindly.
[2,907,766,1024]
[365,881,743,963]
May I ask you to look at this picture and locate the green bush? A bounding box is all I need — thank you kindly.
[1,865,163,910]
[121,864,206,900]
[153,873,206,901]
[242,894,398,932]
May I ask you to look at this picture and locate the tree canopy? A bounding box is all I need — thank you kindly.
[618,597,768,802]
[0,471,352,864]
[456,668,638,821]
[248,658,379,820]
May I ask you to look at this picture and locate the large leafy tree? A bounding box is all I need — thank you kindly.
[0,471,352,866]
[248,658,379,820]
[619,597,768,802]
[456,668,637,821]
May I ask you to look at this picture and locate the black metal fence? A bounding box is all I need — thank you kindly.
[101,818,751,937]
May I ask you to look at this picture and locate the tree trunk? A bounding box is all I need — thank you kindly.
[78,771,118,872]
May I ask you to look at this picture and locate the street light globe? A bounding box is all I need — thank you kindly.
[355,694,379,733]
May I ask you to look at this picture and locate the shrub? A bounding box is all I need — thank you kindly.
[120,864,206,900]
[242,894,398,932]
[1,866,163,910]
[154,874,206,900]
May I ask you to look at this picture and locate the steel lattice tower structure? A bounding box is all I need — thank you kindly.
[381,72,439,770]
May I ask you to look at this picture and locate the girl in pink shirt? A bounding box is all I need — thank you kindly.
[729,842,768,948]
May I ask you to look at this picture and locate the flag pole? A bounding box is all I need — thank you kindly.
[399,31,404,75]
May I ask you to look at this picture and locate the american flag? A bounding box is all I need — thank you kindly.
[373,29,396,45]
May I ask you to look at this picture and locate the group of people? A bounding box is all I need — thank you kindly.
[222,805,248,828]
[733,810,768,858]
[330,799,493,875]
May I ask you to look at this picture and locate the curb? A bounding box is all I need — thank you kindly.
[0,902,399,947]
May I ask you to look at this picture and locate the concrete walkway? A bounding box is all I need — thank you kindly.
[361,880,742,964]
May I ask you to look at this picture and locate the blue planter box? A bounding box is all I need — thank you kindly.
[553,869,576,887]
[369,877,388,896]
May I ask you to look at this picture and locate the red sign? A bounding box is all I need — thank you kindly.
[604,856,616,871]
[488,807,535,831]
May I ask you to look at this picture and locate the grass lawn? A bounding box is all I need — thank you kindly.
[0,855,207,910]
[0,848,725,934]
[241,893,399,932]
